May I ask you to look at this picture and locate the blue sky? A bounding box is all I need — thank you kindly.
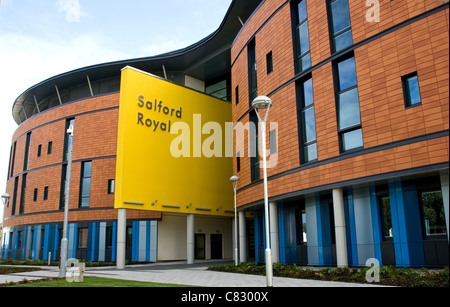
[0,0,232,218]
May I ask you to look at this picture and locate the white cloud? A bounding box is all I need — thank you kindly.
[0,30,127,219]
[56,0,82,23]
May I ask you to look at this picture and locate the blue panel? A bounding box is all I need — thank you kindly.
[388,180,425,267]
[254,214,261,263]
[369,185,383,266]
[317,194,333,266]
[278,202,286,264]
[111,222,117,262]
[389,180,408,266]
[401,182,425,267]
[72,223,78,259]
[146,221,151,263]
[21,226,27,259]
[132,221,139,262]
[345,188,358,267]
[42,225,50,261]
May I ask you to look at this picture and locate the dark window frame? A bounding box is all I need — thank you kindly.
[79,160,92,208]
[296,75,318,164]
[291,0,312,73]
[402,72,422,108]
[327,0,353,53]
[333,53,364,153]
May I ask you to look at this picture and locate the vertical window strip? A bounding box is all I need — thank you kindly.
[335,56,363,152]
[328,0,353,53]
[298,77,318,163]
[294,0,311,72]
[80,161,92,208]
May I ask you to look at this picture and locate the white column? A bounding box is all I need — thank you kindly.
[269,201,279,263]
[116,209,127,270]
[239,211,247,263]
[232,217,238,264]
[440,170,449,241]
[187,214,195,264]
[333,188,348,267]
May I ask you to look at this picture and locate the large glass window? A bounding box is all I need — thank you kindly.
[298,77,318,163]
[328,0,353,53]
[421,191,447,236]
[293,0,311,72]
[79,161,92,208]
[335,56,363,152]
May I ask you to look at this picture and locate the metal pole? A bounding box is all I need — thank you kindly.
[234,183,238,266]
[260,119,273,287]
[59,125,74,278]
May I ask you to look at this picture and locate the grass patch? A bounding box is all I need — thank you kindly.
[0,266,43,275]
[4,276,194,287]
[209,262,449,287]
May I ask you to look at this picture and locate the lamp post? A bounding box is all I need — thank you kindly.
[59,125,74,278]
[251,95,273,287]
[1,193,10,260]
[230,175,240,266]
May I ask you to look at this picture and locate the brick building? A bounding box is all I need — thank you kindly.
[2,0,449,268]
[231,0,449,267]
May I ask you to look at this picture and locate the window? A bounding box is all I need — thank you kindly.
[270,129,278,155]
[297,77,318,163]
[266,51,273,75]
[47,142,53,155]
[106,227,113,248]
[108,179,115,194]
[23,132,32,171]
[380,196,394,239]
[248,39,258,104]
[78,228,89,248]
[402,72,421,107]
[44,187,49,200]
[335,56,363,152]
[37,145,42,157]
[250,111,260,182]
[79,161,92,208]
[293,0,311,72]
[33,188,38,202]
[206,79,229,101]
[328,0,353,53]
[19,174,27,214]
[9,142,16,179]
[60,164,67,210]
[235,86,239,105]
[421,191,447,236]
[63,118,75,162]
[237,152,241,173]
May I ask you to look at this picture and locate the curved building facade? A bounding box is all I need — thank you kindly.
[231,0,449,267]
[2,0,449,269]
[1,0,261,263]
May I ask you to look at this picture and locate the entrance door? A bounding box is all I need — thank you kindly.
[195,234,205,260]
[210,234,223,260]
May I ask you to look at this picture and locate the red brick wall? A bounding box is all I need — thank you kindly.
[4,93,161,228]
[231,0,449,207]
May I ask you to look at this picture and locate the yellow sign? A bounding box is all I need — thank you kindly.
[115,66,234,217]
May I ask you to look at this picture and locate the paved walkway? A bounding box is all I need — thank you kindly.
[0,260,385,287]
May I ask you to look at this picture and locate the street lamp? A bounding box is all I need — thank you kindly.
[60,125,74,278]
[230,175,240,266]
[1,193,10,260]
[252,95,273,287]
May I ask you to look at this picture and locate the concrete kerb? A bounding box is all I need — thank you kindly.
[0,261,388,287]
